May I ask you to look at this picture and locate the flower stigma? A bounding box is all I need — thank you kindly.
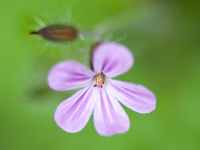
[93,72,106,90]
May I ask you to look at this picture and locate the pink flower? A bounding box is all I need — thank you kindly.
[48,42,156,136]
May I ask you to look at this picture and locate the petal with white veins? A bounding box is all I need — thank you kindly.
[93,87,130,136]
[54,85,99,133]
[107,79,156,114]
[48,61,96,91]
[92,42,133,78]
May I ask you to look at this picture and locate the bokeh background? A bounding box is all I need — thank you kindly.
[1,0,200,150]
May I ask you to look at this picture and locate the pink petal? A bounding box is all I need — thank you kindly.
[48,61,96,91]
[107,79,156,114]
[93,88,130,136]
[54,85,99,133]
[92,42,134,78]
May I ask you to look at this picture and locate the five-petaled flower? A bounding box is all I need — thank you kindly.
[48,42,156,136]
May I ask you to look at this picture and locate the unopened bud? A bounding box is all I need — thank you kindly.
[30,24,77,42]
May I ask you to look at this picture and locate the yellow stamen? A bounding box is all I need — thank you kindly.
[97,76,102,84]
[94,74,106,90]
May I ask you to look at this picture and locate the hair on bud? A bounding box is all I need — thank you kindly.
[30,24,78,42]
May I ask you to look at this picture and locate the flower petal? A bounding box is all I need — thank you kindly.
[54,85,99,133]
[92,42,134,78]
[107,79,156,114]
[93,88,130,136]
[48,61,96,91]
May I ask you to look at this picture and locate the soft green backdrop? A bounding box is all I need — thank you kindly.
[0,0,200,150]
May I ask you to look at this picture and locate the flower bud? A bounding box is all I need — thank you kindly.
[30,24,77,42]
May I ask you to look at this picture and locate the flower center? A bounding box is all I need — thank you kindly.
[93,73,106,90]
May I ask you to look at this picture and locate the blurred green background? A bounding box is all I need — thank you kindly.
[1,0,200,150]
